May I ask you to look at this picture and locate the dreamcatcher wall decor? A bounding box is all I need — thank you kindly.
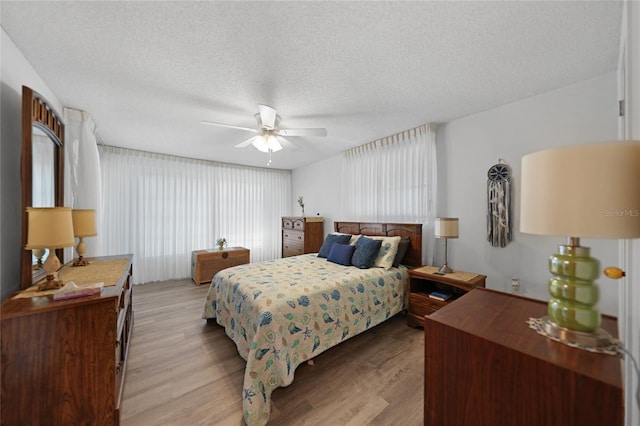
[487,159,512,247]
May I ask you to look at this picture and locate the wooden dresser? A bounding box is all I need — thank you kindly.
[281,216,324,258]
[424,288,623,426]
[1,254,134,426]
[191,247,250,285]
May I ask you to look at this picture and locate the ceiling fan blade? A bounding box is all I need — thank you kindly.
[277,128,328,137]
[201,120,257,133]
[234,136,257,148]
[258,104,277,129]
[276,135,297,150]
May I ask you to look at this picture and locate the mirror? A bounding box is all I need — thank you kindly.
[21,86,64,289]
[32,129,56,207]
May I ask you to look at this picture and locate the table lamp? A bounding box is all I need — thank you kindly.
[434,217,459,274]
[72,209,97,266]
[520,141,640,347]
[25,207,75,291]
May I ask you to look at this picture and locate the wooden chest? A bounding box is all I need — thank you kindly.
[281,216,324,258]
[191,247,250,285]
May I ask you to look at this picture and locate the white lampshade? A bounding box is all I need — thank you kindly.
[72,209,97,238]
[25,207,75,249]
[434,217,459,239]
[252,134,283,153]
[520,141,640,238]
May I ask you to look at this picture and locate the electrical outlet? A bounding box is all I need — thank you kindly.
[511,277,520,293]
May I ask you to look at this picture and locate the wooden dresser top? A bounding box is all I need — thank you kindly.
[427,288,621,389]
[1,254,133,319]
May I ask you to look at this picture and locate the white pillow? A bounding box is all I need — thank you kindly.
[368,236,401,269]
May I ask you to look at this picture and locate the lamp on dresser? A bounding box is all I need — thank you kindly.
[520,141,640,348]
[71,209,97,266]
[24,207,75,290]
[434,217,458,274]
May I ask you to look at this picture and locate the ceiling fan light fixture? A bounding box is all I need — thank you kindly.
[252,135,269,153]
[267,134,283,152]
[203,104,326,154]
[252,134,282,153]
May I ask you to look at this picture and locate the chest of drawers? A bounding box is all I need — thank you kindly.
[281,216,324,257]
[424,288,622,425]
[1,254,134,426]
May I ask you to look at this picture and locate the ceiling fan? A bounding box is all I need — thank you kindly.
[201,104,327,154]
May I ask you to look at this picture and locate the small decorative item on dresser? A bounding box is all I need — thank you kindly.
[216,237,227,250]
[297,196,305,216]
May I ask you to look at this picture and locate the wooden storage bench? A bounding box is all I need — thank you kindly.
[191,247,250,285]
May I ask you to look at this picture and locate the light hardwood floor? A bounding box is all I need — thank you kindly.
[121,279,424,425]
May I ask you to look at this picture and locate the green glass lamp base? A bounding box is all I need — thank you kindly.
[541,316,613,348]
[547,242,601,332]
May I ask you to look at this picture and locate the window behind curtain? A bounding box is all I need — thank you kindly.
[99,146,291,284]
[341,124,437,262]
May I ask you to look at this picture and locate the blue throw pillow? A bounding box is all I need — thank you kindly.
[351,236,382,269]
[327,243,356,266]
[317,234,352,258]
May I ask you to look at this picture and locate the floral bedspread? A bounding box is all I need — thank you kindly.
[202,254,408,426]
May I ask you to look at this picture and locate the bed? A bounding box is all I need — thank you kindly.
[202,221,423,425]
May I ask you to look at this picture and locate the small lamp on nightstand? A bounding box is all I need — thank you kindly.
[25,207,76,291]
[71,209,97,266]
[434,217,459,274]
[520,141,640,348]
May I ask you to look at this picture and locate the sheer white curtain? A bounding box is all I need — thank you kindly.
[99,146,291,284]
[341,123,437,263]
[64,108,102,257]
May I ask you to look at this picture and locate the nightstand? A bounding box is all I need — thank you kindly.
[407,265,486,327]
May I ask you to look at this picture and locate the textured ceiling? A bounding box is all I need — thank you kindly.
[1,1,622,170]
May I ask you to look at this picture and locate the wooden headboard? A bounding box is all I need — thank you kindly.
[333,221,423,267]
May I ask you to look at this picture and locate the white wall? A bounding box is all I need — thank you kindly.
[291,155,343,236]
[439,72,619,313]
[293,71,619,314]
[0,28,63,300]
